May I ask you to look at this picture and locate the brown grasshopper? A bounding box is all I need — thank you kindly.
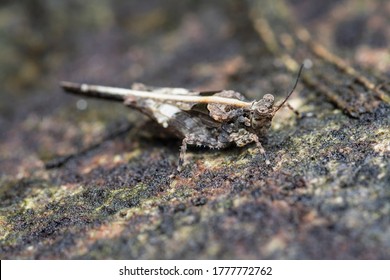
[61,65,303,171]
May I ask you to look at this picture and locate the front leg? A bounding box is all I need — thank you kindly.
[230,129,270,165]
[249,134,271,165]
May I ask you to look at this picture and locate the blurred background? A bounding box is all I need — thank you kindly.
[1,0,389,110]
[2,0,388,109]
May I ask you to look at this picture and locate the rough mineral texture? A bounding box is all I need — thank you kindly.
[0,0,389,259]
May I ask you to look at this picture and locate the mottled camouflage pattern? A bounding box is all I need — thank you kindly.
[124,85,279,169]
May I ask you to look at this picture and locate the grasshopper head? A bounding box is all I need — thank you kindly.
[249,94,275,134]
[250,64,304,136]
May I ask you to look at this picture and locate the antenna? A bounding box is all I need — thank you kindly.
[274,64,304,113]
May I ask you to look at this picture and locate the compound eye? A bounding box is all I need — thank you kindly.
[263,94,274,103]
